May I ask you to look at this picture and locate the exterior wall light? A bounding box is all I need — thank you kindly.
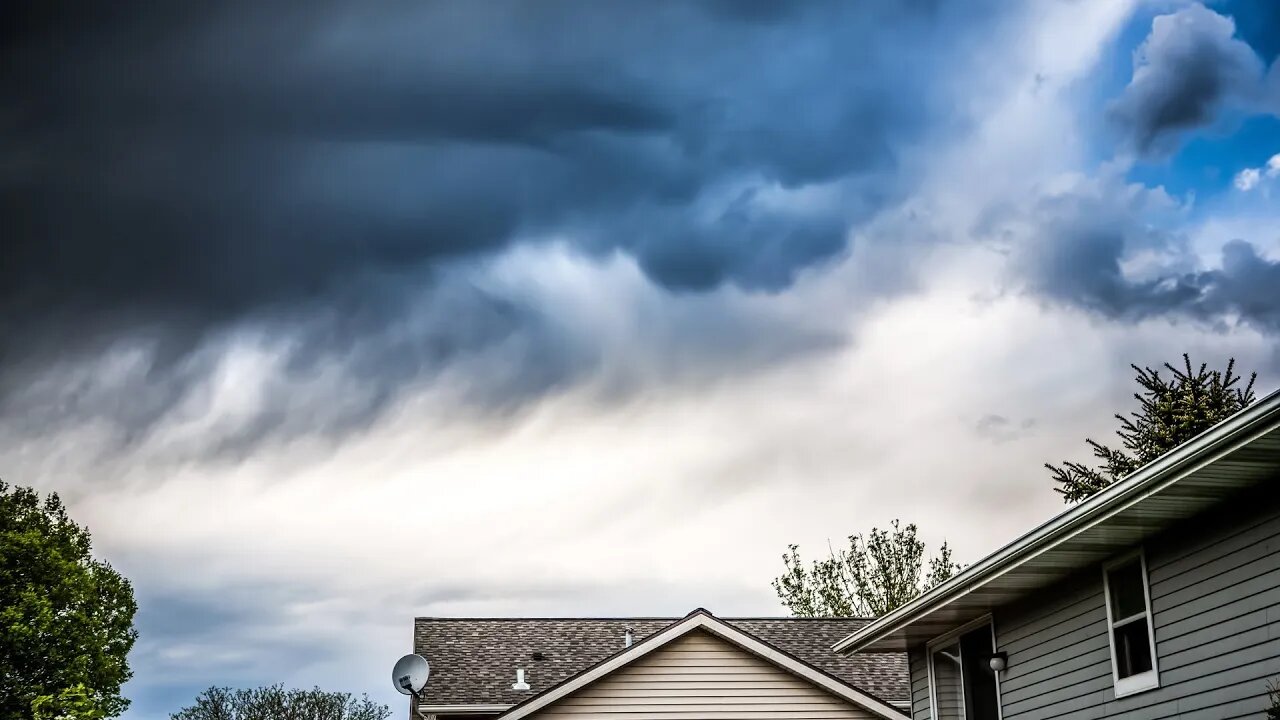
[988,652,1008,672]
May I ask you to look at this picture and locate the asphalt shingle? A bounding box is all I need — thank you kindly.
[411,615,908,708]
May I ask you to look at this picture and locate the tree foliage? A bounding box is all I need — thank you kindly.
[170,686,392,720]
[773,520,961,617]
[31,683,112,720]
[1,480,138,718]
[1046,355,1257,503]
[1267,678,1280,720]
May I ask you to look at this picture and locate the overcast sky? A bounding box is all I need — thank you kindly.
[4,0,1280,717]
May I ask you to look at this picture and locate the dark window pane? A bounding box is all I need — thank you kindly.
[960,625,1000,720]
[1108,560,1147,620]
[932,624,1003,720]
[1113,620,1153,678]
[931,640,964,720]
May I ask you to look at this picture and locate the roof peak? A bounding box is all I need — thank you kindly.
[490,610,905,720]
[412,613,904,707]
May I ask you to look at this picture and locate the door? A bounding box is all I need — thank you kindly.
[928,621,1000,720]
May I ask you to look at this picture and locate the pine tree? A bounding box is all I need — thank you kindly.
[1047,355,1257,504]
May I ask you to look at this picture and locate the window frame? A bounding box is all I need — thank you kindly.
[925,614,1004,720]
[1102,548,1160,698]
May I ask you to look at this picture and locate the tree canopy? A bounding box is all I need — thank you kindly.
[1,480,138,718]
[170,686,392,720]
[1047,355,1257,503]
[773,519,960,617]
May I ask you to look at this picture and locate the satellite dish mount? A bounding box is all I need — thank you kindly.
[392,653,431,720]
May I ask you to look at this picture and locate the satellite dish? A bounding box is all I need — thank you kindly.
[392,654,430,696]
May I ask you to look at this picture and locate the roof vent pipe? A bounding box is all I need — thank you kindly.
[512,668,530,691]
[624,627,633,648]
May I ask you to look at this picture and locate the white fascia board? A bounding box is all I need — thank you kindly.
[418,704,513,714]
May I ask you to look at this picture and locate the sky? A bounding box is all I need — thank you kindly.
[3,0,1280,717]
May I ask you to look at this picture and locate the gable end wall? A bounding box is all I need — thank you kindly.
[526,628,881,719]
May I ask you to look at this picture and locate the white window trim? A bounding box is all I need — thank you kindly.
[1102,548,1160,698]
[925,614,1004,720]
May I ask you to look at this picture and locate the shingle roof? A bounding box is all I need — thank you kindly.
[412,616,908,708]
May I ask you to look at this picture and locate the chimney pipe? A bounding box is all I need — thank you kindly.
[624,627,634,648]
[512,668,530,691]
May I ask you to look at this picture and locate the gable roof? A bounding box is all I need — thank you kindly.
[413,614,908,710]
[491,609,908,720]
[833,386,1280,654]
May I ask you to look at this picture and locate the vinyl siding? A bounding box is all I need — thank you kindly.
[527,629,881,719]
[905,486,1280,720]
[908,647,929,720]
[994,487,1280,720]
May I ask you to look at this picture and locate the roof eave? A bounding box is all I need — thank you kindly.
[832,387,1280,654]
[418,704,513,715]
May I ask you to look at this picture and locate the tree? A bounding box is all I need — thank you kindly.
[1268,678,1280,720]
[1046,355,1257,504]
[1,480,138,718]
[170,686,392,720]
[773,520,961,617]
[31,684,111,720]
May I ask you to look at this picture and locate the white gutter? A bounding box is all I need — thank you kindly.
[832,387,1280,654]
[419,704,513,714]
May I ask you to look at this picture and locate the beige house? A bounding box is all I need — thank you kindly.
[412,609,910,720]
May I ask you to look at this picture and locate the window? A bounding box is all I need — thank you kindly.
[1103,550,1159,697]
[928,618,1001,720]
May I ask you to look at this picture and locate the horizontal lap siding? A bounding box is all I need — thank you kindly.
[529,629,878,719]
[993,488,1280,720]
[908,648,930,720]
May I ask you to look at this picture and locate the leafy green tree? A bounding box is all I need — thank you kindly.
[31,683,111,720]
[1046,355,1257,503]
[170,686,391,720]
[1,480,138,718]
[773,520,961,617]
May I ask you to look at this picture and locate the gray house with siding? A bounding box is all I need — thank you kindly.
[832,388,1280,719]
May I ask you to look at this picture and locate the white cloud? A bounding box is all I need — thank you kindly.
[1235,166,1262,191]
[69,243,1269,718]
[1233,153,1280,192]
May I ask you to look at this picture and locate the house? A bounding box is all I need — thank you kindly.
[411,611,910,719]
[832,388,1280,719]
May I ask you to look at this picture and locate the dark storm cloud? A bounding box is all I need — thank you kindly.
[2,0,973,318]
[1,0,999,443]
[0,269,592,461]
[999,185,1280,332]
[1108,3,1269,156]
[1058,4,1280,329]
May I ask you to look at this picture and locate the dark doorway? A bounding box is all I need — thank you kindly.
[929,622,1000,720]
[959,625,999,720]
